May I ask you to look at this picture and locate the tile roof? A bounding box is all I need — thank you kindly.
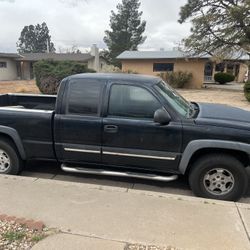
[17,53,94,62]
[117,50,249,60]
[117,50,210,60]
[0,53,21,58]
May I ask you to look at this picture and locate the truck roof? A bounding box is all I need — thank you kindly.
[68,73,161,86]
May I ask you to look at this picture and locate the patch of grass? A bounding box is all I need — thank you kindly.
[31,234,46,243]
[2,231,26,242]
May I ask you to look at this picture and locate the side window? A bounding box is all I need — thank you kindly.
[68,79,103,115]
[108,84,161,119]
[153,63,174,72]
[0,62,7,68]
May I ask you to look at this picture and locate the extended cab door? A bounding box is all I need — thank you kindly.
[54,78,105,164]
[102,83,182,173]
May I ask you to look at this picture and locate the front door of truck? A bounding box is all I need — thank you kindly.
[54,78,104,164]
[102,83,182,173]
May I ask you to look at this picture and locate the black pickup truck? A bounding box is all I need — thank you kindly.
[0,73,249,201]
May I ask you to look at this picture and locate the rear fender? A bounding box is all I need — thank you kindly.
[0,126,26,159]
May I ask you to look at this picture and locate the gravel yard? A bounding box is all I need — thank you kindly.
[0,220,50,250]
[0,80,40,94]
[125,244,177,250]
[179,88,250,111]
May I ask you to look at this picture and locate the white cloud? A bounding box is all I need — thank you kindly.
[0,0,190,52]
[0,0,15,2]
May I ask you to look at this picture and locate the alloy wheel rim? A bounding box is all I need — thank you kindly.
[203,168,235,196]
[0,149,10,173]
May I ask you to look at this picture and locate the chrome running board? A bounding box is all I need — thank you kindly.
[61,164,178,182]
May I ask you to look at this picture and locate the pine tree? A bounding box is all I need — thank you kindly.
[104,0,146,67]
[179,0,250,58]
[17,22,56,53]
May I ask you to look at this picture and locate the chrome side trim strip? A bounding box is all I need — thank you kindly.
[8,93,56,98]
[103,151,176,161]
[64,148,100,154]
[0,107,54,113]
[64,147,176,160]
[62,164,179,182]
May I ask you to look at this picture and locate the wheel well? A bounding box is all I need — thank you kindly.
[0,133,21,157]
[185,148,250,175]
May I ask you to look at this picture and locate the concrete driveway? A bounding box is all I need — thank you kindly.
[21,161,250,204]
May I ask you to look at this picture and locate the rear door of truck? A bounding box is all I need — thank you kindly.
[54,77,105,164]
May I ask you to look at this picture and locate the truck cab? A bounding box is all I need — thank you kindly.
[55,74,183,173]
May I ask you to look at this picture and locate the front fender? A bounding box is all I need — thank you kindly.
[179,140,250,174]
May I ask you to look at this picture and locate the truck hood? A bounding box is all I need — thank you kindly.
[195,103,250,130]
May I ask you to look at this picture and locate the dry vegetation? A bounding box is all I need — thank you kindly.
[0,80,40,94]
[0,80,249,111]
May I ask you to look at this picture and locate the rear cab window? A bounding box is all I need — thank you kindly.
[67,79,104,116]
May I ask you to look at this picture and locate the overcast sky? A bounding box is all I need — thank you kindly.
[0,0,190,53]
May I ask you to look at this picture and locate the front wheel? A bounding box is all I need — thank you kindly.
[189,154,248,201]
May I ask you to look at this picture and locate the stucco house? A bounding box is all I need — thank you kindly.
[0,44,105,81]
[117,50,249,88]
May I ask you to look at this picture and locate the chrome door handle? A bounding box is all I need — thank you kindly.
[104,125,118,133]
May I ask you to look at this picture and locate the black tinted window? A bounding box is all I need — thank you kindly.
[153,63,174,72]
[68,80,103,115]
[108,85,161,119]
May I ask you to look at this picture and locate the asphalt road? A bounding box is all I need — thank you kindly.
[21,161,250,204]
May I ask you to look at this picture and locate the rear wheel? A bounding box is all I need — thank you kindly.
[0,139,23,175]
[189,154,248,201]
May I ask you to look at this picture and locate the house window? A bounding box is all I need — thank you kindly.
[153,63,174,72]
[0,62,7,68]
[226,63,235,75]
[215,63,225,72]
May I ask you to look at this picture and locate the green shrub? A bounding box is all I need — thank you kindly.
[33,60,96,94]
[244,81,250,102]
[122,69,138,74]
[214,72,235,85]
[158,71,193,88]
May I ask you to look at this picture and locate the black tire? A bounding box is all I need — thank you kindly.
[189,154,248,201]
[0,139,23,175]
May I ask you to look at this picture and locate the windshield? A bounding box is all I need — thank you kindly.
[155,81,193,118]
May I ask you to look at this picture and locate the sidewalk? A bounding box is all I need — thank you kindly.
[0,175,249,250]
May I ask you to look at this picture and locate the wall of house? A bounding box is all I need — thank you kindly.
[121,59,207,88]
[238,63,248,82]
[88,58,107,72]
[0,58,18,81]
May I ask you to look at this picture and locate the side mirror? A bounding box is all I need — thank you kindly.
[154,108,171,125]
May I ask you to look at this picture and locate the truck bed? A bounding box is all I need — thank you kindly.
[0,93,56,110]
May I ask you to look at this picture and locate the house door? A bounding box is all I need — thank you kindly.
[204,62,213,82]
[16,62,21,79]
[30,62,34,79]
